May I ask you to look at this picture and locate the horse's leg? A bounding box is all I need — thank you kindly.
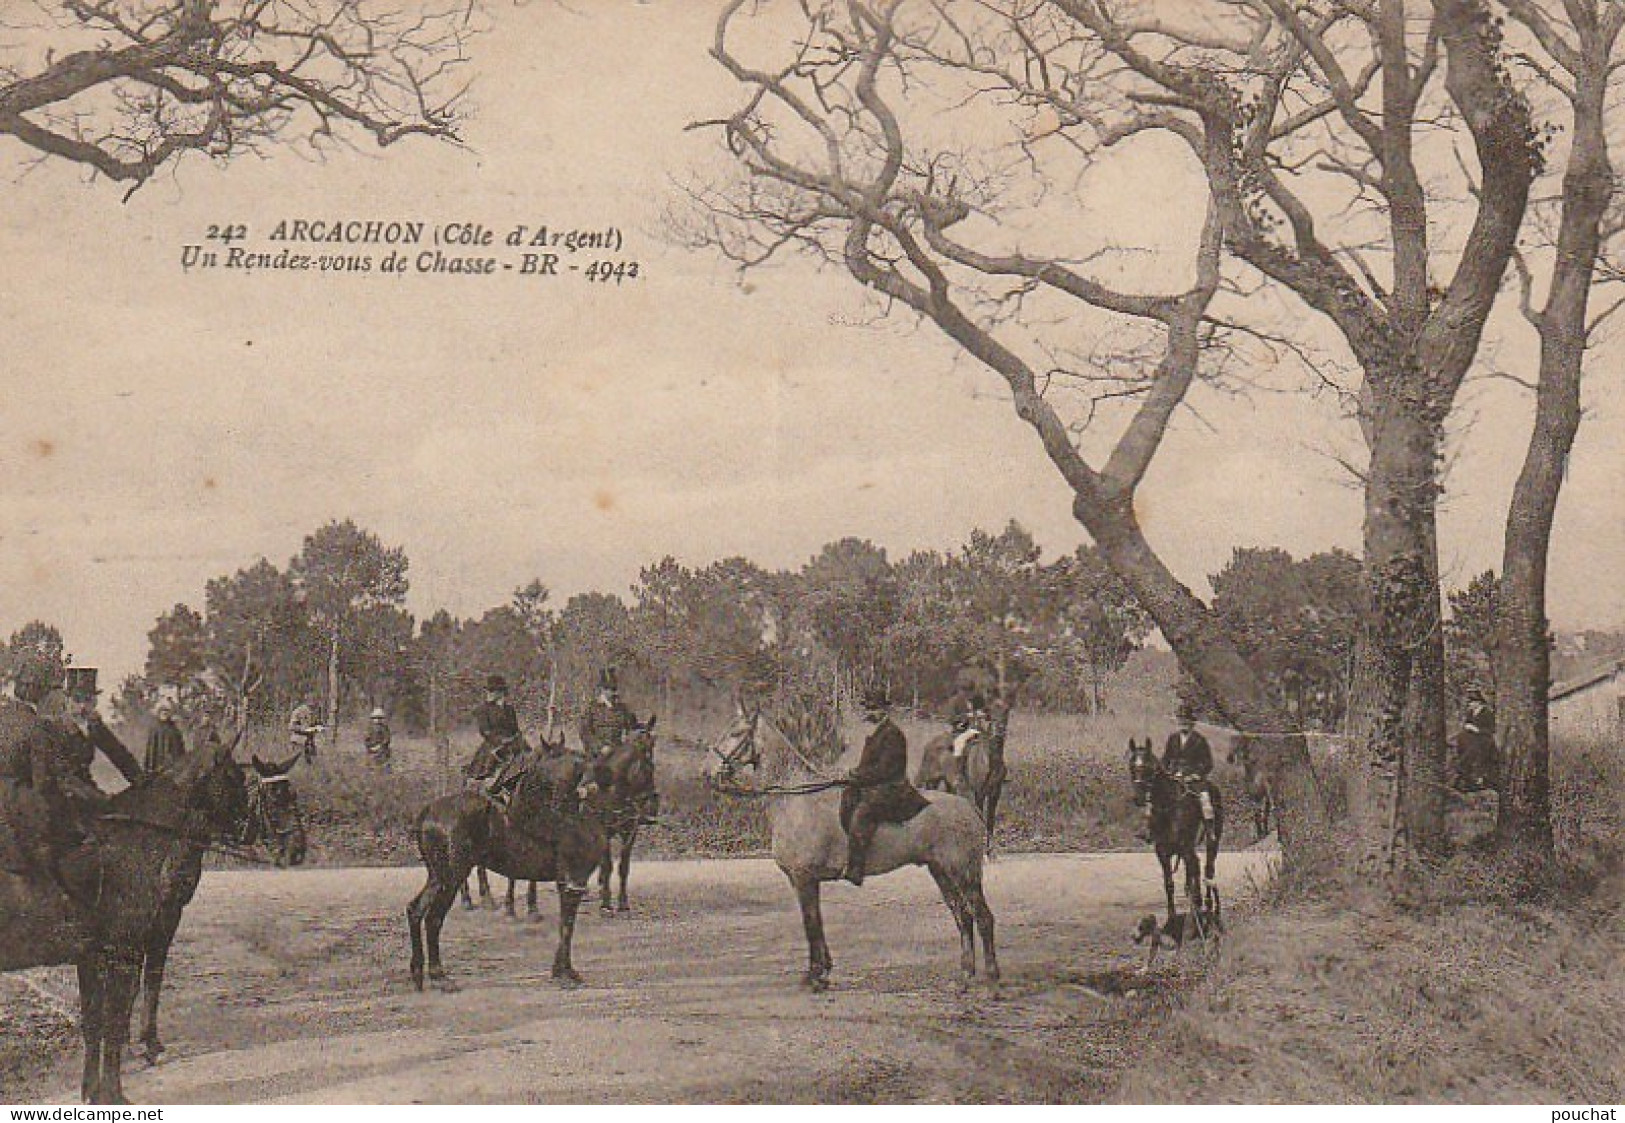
[478,866,494,910]
[616,826,634,913]
[1206,800,1223,883]
[424,878,463,991]
[408,877,432,991]
[1158,848,1178,925]
[930,867,977,983]
[527,880,541,921]
[966,876,999,984]
[790,873,832,991]
[459,876,475,911]
[983,767,1006,857]
[77,956,106,1104]
[95,952,141,1104]
[598,830,615,915]
[135,905,183,1064]
[552,881,586,985]
[504,876,517,919]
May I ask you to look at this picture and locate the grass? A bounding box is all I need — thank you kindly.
[1111,732,1625,1104]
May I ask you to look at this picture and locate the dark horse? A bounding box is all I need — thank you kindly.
[408,756,607,991]
[1,733,253,1103]
[127,750,307,1068]
[586,718,658,916]
[1127,737,1223,924]
[1225,735,1273,841]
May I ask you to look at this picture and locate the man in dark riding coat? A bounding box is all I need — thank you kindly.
[579,668,638,757]
[840,687,929,886]
[1163,703,1216,821]
[0,665,143,907]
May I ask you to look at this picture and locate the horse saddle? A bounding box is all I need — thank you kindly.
[838,781,930,834]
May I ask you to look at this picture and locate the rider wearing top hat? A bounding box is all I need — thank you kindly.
[839,687,928,886]
[579,668,638,758]
[0,664,142,907]
[1163,702,1216,816]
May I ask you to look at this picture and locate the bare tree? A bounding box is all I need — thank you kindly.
[690,0,1553,868]
[1495,0,1625,853]
[0,0,475,197]
[688,0,1332,858]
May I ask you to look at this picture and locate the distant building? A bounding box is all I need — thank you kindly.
[1549,660,1625,740]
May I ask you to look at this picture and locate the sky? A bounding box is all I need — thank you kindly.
[1,1,1621,684]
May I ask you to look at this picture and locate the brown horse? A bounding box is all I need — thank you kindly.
[129,750,305,1067]
[914,709,1007,856]
[1,732,252,1103]
[407,756,606,991]
[1225,735,1273,841]
[709,709,997,993]
[1127,737,1223,925]
[586,718,658,916]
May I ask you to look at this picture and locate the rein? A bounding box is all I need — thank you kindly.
[96,811,276,866]
[711,713,849,799]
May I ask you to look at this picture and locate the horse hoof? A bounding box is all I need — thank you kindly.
[142,1041,165,1066]
[553,968,584,987]
[599,905,615,917]
[412,976,425,992]
[808,975,830,994]
[460,901,477,912]
[616,903,630,914]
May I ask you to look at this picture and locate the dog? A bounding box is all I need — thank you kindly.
[1133,886,1223,973]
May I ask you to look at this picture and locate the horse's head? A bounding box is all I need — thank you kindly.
[1126,736,1159,806]
[249,754,308,867]
[707,706,760,789]
[166,723,254,849]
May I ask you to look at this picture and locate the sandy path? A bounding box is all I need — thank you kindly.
[7,851,1270,1104]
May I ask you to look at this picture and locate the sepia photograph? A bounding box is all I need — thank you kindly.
[1,0,1622,1108]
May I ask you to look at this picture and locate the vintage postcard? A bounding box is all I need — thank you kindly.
[2,0,1621,1108]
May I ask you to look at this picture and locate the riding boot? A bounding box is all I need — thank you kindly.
[1198,789,1215,823]
[842,820,872,886]
[638,791,660,826]
[841,853,866,887]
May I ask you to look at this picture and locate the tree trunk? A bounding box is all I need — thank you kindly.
[1082,497,1327,861]
[1407,509,1449,855]
[1496,46,1613,854]
[1359,394,1448,865]
[326,627,341,746]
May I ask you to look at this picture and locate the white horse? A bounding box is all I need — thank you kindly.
[708,709,998,992]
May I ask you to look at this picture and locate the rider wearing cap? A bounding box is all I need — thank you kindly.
[579,668,659,824]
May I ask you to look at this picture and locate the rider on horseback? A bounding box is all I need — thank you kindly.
[1162,702,1216,820]
[840,687,929,886]
[465,674,528,805]
[0,663,144,909]
[580,668,659,824]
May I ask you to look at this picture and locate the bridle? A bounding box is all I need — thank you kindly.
[710,711,847,796]
[710,711,762,783]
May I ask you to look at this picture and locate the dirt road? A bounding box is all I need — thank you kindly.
[6,851,1269,1104]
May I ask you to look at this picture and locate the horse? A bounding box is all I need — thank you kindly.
[128,749,306,1067]
[407,754,606,991]
[1,731,253,1103]
[246,754,308,867]
[708,708,997,992]
[585,718,658,916]
[914,708,1008,856]
[1225,735,1273,841]
[1127,737,1223,926]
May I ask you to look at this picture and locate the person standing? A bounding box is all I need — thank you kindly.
[288,696,322,765]
[364,707,392,770]
[144,700,187,772]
